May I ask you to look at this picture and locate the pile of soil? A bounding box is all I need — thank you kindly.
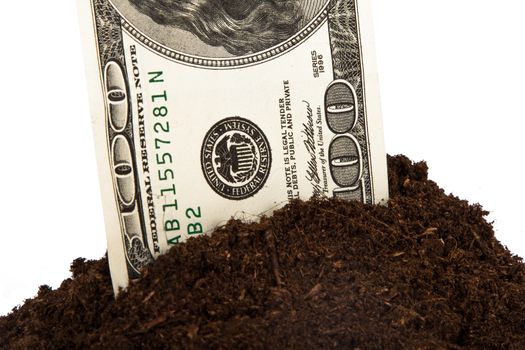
[1,155,525,349]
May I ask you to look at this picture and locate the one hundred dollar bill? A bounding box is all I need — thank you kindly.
[77,0,389,292]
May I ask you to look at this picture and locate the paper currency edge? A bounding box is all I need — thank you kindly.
[77,0,129,293]
[354,0,388,205]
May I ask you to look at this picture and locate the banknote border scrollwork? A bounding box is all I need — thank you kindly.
[327,0,374,204]
[92,0,155,279]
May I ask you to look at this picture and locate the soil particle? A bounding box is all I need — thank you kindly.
[1,155,524,349]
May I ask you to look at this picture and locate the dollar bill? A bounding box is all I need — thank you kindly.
[77,0,389,292]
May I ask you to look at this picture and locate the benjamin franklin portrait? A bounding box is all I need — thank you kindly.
[111,0,329,57]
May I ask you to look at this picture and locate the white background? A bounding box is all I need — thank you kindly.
[0,0,523,315]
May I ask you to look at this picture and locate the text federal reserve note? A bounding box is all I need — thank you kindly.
[77,0,389,292]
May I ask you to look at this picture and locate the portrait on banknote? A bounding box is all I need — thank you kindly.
[110,0,329,57]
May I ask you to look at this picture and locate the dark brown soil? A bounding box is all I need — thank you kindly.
[1,155,525,349]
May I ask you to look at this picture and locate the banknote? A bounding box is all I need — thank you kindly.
[77,0,388,292]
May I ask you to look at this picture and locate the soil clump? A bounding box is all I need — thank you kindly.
[1,155,524,349]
